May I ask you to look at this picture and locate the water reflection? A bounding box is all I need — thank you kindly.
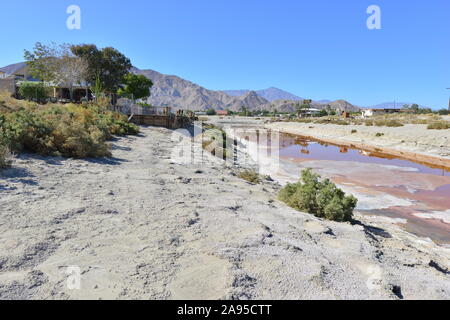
[233,128,450,244]
[279,134,449,177]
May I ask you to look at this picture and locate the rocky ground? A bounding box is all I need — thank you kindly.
[0,126,449,300]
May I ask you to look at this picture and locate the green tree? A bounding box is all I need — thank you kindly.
[410,104,420,111]
[24,42,57,82]
[206,108,217,115]
[239,106,249,116]
[318,109,328,117]
[71,44,132,93]
[118,73,153,100]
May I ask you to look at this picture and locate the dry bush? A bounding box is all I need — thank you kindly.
[427,121,450,130]
[0,96,139,158]
[0,90,35,113]
[237,170,261,184]
[374,119,404,127]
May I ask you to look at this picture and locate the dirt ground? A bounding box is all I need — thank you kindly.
[0,126,449,300]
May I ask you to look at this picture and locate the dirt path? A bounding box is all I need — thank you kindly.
[0,126,449,300]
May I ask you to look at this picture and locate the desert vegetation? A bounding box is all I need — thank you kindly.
[0,92,139,159]
[0,42,149,161]
[427,121,450,130]
[278,169,357,222]
[284,113,449,129]
[237,170,261,184]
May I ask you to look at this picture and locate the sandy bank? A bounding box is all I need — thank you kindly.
[266,122,450,169]
[0,126,449,300]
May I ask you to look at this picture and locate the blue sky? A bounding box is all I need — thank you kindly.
[1,0,449,108]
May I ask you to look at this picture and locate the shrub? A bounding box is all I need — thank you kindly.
[278,169,357,222]
[375,132,384,137]
[427,121,450,130]
[0,98,139,158]
[238,170,261,184]
[351,129,357,134]
[206,108,217,116]
[18,82,50,103]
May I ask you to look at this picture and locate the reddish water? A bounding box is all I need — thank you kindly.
[233,129,450,244]
[281,143,449,176]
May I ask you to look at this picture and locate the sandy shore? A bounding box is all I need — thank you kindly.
[0,126,449,300]
[266,121,450,168]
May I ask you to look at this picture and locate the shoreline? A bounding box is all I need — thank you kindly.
[265,121,450,170]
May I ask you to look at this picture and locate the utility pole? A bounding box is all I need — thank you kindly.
[447,88,450,111]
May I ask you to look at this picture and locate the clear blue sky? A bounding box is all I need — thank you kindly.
[1,0,448,108]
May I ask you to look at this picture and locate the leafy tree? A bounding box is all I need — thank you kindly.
[24,42,57,82]
[410,104,420,113]
[318,109,328,117]
[239,106,249,116]
[71,44,132,93]
[118,73,153,100]
[206,108,217,115]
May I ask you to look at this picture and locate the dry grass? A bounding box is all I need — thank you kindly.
[237,170,261,184]
[427,121,450,130]
[284,113,446,128]
[0,91,35,113]
[374,119,404,127]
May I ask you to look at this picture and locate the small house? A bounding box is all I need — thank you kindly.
[298,108,321,118]
[216,110,228,116]
[0,62,91,102]
[362,108,401,118]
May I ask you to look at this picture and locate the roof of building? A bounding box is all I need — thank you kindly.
[0,62,27,76]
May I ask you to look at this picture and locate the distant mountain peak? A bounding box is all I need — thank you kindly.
[131,67,359,112]
[222,87,302,102]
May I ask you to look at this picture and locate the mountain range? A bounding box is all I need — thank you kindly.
[366,102,431,110]
[2,62,426,113]
[133,67,361,112]
[222,88,302,102]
